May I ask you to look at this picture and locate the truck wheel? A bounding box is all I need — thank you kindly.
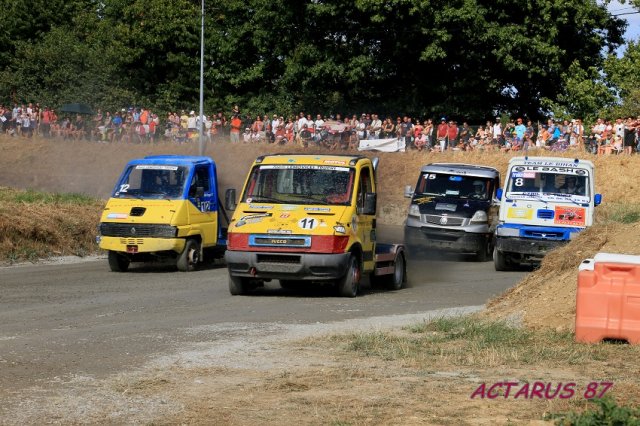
[108,251,130,272]
[337,255,361,298]
[177,239,200,272]
[476,241,490,262]
[493,246,509,271]
[372,251,406,290]
[229,275,250,295]
[387,252,406,290]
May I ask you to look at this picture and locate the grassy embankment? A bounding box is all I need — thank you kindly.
[0,187,103,263]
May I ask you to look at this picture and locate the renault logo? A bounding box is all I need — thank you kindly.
[131,227,136,235]
[439,216,448,225]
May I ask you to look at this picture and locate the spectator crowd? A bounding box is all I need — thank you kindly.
[1,102,639,155]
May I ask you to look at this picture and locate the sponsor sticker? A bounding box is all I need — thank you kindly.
[507,208,533,219]
[304,207,331,212]
[554,206,586,226]
[135,165,178,170]
[267,229,292,234]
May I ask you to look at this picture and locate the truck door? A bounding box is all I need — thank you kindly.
[356,165,375,272]
[188,164,217,246]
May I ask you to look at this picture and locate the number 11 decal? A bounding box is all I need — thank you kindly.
[298,217,318,230]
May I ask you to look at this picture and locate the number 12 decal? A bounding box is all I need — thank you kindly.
[298,217,318,230]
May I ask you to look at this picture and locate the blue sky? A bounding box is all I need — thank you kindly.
[607,0,640,42]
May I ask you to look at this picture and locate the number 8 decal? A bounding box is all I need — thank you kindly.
[514,178,524,187]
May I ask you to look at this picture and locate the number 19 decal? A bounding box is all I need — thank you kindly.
[298,217,318,230]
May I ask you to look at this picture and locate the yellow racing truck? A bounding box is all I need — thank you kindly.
[225,154,406,297]
[97,155,228,272]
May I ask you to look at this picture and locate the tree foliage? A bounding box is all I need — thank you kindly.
[0,0,635,120]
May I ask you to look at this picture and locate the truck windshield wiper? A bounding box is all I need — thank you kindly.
[248,195,282,203]
[288,194,329,205]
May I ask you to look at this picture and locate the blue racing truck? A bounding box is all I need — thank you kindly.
[494,156,602,270]
[97,155,230,271]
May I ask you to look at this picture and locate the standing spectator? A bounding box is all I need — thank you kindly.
[149,114,159,143]
[180,110,188,130]
[314,114,325,143]
[275,116,286,144]
[436,117,448,151]
[187,111,197,135]
[41,107,53,138]
[492,118,503,146]
[230,114,242,143]
[370,114,382,139]
[423,119,434,149]
[571,118,584,149]
[459,122,472,150]
[412,119,423,149]
[296,112,308,145]
[380,117,393,138]
[285,118,294,143]
[524,120,535,150]
[514,118,526,146]
[624,117,637,155]
[446,120,458,149]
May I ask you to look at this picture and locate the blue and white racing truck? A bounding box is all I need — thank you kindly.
[494,156,602,270]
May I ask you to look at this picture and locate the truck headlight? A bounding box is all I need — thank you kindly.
[334,225,347,234]
[470,210,488,223]
[408,204,420,217]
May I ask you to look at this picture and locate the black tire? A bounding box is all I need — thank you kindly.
[386,252,406,290]
[476,241,490,262]
[177,239,200,272]
[337,255,361,298]
[229,275,249,295]
[493,246,509,271]
[108,251,130,272]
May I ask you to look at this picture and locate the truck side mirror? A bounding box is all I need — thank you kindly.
[225,188,237,211]
[496,188,503,201]
[404,185,414,198]
[594,193,602,206]
[359,192,376,215]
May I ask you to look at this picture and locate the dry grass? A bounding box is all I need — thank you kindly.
[94,317,640,425]
[0,186,104,263]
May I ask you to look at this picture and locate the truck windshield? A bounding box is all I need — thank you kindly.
[414,173,491,200]
[506,169,590,200]
[242,164,355,205]
[112,165,188,199]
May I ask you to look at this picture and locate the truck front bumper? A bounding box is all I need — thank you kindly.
[404,226,489,255]
[99,236,185,254]
[495,236,567,256]
[225,250,351,281]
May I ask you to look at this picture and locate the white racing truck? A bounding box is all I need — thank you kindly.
[494,156,602,270]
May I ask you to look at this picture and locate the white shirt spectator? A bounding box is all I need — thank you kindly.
[297,116,308,133]
[492,122,502,138]
[187,115,197,130]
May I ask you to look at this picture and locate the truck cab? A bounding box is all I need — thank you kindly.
[97,155,227,271]
[494,156,601,270]
[225,154,405,297]
[404,163,500,261]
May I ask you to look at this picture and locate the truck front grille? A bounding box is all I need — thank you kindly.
[422,214,465,226]
[100,223,177,238]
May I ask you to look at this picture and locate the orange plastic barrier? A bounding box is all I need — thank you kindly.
[576,253,640,344]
